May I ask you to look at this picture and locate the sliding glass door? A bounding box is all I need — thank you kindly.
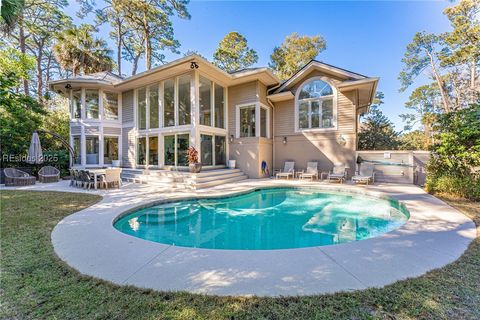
[200,134,226,166]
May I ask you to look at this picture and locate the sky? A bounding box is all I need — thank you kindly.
[66,0,454,130]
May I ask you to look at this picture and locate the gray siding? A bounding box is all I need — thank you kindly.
[122,127,135,168]
[84,126,100,134]
[122,90,134,124]
[104,127,121,135]
[70,126,81,135]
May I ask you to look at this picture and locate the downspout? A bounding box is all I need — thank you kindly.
[267,98,275,176]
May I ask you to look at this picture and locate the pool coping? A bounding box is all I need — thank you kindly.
[50,180,476,297]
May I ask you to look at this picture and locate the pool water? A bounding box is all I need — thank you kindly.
[114,188,409,250]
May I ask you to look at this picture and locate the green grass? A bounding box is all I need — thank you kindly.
[0,191,479,320]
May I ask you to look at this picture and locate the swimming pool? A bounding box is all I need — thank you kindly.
[114,187,409,250]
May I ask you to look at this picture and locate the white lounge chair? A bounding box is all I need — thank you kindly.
[327,164,347,183]
[276,161,295,180]
[299,162,318,181]
[352,163,376,185]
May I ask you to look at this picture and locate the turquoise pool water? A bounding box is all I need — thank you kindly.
[114,188,409,250]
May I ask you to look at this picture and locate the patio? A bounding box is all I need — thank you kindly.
[3,179,475,296]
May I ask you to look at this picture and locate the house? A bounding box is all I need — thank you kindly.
[49,54,378,180]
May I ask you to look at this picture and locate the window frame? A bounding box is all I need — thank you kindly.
[235,102,270,139]
[294,76,337,133]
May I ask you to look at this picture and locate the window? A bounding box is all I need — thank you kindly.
[72,136,81,164]
[103,92,118,120]
[214,135,226,165]
[137,88,147,130]
[201,134,226,166]
[149,84,159,129]
[85,90,99,119]
[149,136,158,166]
[71,90,81,119]
[260,107,267,138]
[137,137,146,165]
[103,137,118,164]
[163,134,189,167]
[201,134,213,166]
[214,83,224,128]
[164,79,175,127]
[297,79,335,130]
[199,76,212,126]
[240,105,256,137]
[178,75,191,125]
[85,136,99,164]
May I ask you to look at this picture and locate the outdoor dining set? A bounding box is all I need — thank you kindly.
[69,168,122,190]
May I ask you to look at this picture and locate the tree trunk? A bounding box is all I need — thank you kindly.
[427,50,450,113]
[132,53,140,75]
[19,24,29,96]
[116,19,122,76]
[36,42,44,105]
[145,37,151,70]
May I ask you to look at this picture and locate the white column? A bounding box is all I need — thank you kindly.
[191,70,200,149]
[81,126,86,166]
[255,102,261,137]
[81,88,86,119]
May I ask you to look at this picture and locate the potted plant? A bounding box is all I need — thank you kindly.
[187,146,202,173]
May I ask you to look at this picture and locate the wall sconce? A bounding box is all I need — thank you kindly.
[337,134,347,146]
[283,136,287,144]
[229,135,234,143]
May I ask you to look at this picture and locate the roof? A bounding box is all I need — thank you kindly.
[49,71,123,86]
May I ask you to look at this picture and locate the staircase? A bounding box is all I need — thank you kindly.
[121,167,247,190]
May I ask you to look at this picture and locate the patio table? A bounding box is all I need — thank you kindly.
[88,168,123,189]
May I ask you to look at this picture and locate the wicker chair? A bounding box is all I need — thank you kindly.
[38,166,60,183]
[4,168,36,186]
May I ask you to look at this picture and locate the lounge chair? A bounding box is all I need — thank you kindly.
[352,163,376,185]
[38,165,60,183]
[299,162,318,181]
[276,161,295,180]
[327,164,347,183]
[4,168,36,186]
[99,168,122,189]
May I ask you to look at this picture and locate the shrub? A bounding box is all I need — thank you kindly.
[426,174,480,200]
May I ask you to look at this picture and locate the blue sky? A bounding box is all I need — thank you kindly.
[67,0,454,130]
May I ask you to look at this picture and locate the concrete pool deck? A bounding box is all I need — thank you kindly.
[2,180,476,296]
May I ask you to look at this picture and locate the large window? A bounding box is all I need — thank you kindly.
[164,134,189,166]
[103,92,118,120]
[240,105,256,137]
[137,88,147,130]
[72,136,81,164]
[71,90,81,119]
[200,134,213,166]
[201,134,226,166]
[104,137,119,164]
[199,76,212,126]
[260,107,267,138]
[164,79,175,127]
[149,85,159,129]
[85,90,99,119]
[297,79,335,130]
[178,75,191,125]
[214,83,224,128]
[149,136,158,166]
[137,137,147,165]
[85,136,99,164]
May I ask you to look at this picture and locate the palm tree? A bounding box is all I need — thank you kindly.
[0,0,24,34]
[53,24,114,77]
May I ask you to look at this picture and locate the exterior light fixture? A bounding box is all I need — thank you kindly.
[337,134,347,146]
[190,61,199,69]
[229,135,234,143]
[283,136,287,144]
[65,83,72,89]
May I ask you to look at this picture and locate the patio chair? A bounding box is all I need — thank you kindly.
[38,165,60,183]
[99,168,122,189]
[352,163,376,185]
[299,162,318,181]
[275,161,295,180]
[79,170,96,189]
[4,168,36,186]
[327,164,347,183]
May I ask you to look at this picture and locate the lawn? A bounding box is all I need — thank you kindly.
[0,191,479,319]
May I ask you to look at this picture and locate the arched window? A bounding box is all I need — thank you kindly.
[296,78,336,130]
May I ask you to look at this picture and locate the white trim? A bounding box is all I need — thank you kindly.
[294,76,338,133]
[235,102,270,139]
